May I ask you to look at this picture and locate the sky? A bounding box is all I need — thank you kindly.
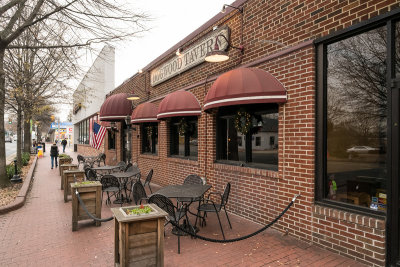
[113,0,231,86]
[57,0,231,122]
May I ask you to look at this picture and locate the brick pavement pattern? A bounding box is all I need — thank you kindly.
[0,144,367,267]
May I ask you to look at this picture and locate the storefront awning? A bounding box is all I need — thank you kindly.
[204,68,287,111]
[157,90,201,119]
[99,93,133,121]
[131,102,159,124]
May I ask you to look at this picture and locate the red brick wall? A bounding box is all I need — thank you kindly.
[104,1,399,266]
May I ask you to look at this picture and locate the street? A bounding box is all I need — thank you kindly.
[5,140,17,164]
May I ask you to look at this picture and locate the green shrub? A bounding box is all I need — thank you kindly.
[59,154,71,159]
[22,152,30,166]
[6,163,21,179]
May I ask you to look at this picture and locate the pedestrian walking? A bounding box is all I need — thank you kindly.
[50,143,59,169]
[61,138,68,153]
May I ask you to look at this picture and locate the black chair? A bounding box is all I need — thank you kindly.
[117,161,127,172]
[195,182,232,240]
[77,155,85,167]
[100,175,120,205]
[177,174,203,203]
[85,168,98,181]
[149,194,189,254]
[131,181,148,205]
[143,169,153,194]
[97,153,106,166]
[124,163,132,172]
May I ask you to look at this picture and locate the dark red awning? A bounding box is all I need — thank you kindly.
[99,93,132,121]
[131,102,159,124]
[204,68,287,111]
[157,90,201,119]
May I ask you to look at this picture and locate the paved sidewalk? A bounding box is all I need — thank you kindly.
[0,145,367,266]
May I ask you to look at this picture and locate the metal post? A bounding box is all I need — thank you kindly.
[10,160,22,183]
[125,116,132,164]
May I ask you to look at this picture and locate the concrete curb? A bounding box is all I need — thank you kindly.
[0,156,38,215]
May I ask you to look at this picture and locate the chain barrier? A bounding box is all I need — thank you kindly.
[167,194,301,243]
[75,190,114,222]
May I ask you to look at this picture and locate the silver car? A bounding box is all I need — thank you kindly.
[346,146,378,154]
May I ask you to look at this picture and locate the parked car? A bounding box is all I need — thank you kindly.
[346,146,378,154]
[5,135,12,143]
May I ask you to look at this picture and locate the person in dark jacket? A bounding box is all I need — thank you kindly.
[50,143,59,169]
[61,138,67,153]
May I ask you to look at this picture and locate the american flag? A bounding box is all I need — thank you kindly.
[90,122,106,150]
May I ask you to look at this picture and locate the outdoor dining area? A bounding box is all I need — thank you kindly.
[70,154,233,256]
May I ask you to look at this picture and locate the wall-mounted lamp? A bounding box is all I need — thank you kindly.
[176,48,182,56]
[205,34,244,63]
[138,69,143,74]
[127,93,140,101]
[221,4,243,14]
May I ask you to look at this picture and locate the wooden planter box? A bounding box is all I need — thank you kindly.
[59,157,73,175]
[71,181,102,231]
[60,164,79,190]
[111,205,167,267]
[64,170,85,202]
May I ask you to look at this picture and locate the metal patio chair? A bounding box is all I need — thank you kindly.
[77,155,85,168]
[85,168,98,181]
[131,181,148,205]
[195,182,232,240]
[143,169,153,194]
[149,194,189,254]
[100,175,121,206]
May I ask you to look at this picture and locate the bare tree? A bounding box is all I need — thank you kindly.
[0,0,149,186]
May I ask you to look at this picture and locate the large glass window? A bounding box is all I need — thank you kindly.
[324,26,388,211]
[169,117,198,160]
[216,104,278,170]
[141,123,158,154]
[108,130,116,149]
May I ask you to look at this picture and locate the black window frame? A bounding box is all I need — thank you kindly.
[141,122,158,155]
[169,116,198,160]
[108,130,116,150]
[215,104,279,170]
[315,10,400,218]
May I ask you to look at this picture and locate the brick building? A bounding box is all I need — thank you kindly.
[97,1,400,266]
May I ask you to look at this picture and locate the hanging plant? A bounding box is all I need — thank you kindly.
[234,108,252,135]
[146,126,153,139]
[178,118,188,136]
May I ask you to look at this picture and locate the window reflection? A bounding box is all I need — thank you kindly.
[170,117,198,160]
[326,26,387,211]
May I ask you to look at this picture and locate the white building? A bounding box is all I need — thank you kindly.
[72,45,115,152]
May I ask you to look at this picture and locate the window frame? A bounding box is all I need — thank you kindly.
[215,104,279,170]
[141,122,158,155]
[168,116,198,161]
[314,13,399,217]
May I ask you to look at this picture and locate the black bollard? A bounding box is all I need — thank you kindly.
[10,160,22,183]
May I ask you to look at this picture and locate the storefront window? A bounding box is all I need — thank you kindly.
[108,130,116,150]
[216,104,278,170]
[141,123,158,154]
[169,117,198,160]
[325,26,387,211]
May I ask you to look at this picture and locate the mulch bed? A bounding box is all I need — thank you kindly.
[0,156,35,207]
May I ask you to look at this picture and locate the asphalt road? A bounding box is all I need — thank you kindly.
[5,140,17,164]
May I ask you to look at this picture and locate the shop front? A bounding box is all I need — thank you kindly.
[99,1,400,265]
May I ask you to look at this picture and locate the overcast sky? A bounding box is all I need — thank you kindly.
[56,0,231,122]
[114,0,230,86]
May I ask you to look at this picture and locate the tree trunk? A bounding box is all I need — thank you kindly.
[17,105,22,167]
[0,48,8,186]
[23,113,31,153]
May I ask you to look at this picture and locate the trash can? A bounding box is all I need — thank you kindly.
[42,142,46,152]
[37,146,43,158]
[74,144,78,152]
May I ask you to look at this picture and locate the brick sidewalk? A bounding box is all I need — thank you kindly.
[0,145,367,267]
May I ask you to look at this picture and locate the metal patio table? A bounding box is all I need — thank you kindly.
[112,170,141,204]
[154,184,212,236]
[92,165,121,174]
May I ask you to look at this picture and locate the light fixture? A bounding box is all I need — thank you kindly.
[204,34,244,63]
[138,69,143,73]
[221,4,243,14]
[176,48,182,56]
[127,93,140,101]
